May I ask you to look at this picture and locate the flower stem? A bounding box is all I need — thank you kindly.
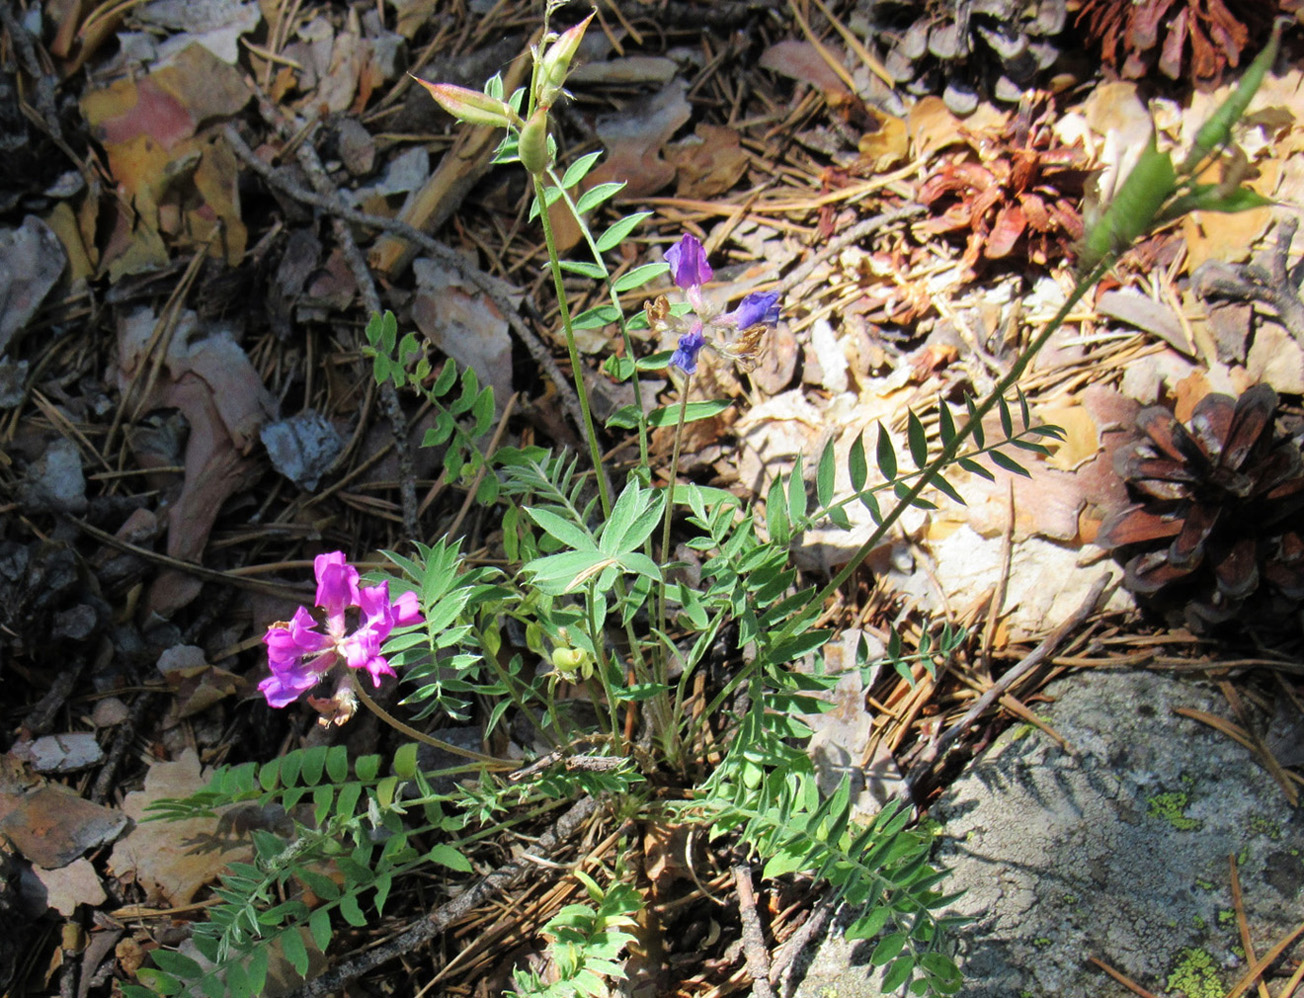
[533,173,612,518]
[350,675,515,769]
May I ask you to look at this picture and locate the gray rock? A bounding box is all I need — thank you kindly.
[789,670,1302,997]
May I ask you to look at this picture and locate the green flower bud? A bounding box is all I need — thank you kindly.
[518,105,552,176]
[537,11,594,108]
[412,78,521,130]
[551,646,594,681]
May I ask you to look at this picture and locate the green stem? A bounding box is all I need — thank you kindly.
[546,165,652,477]
[769,257,1115,650]
[533,173,612,518]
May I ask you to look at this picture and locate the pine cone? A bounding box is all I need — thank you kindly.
[1074,0,1284,86]
[866,0,1067,114]
[1097,385,1304,626]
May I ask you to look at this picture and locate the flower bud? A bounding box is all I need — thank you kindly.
[518,105,553,176]
[537,11,594,107]
[412,79,520,130]
[551,646,594,681]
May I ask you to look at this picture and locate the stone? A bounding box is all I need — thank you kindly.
[788,670,1302,997]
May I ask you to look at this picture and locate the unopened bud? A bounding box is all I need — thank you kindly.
[518,105,552,175]
[551,646,594,681]
[537,11,594,107]
[412,79,520,130]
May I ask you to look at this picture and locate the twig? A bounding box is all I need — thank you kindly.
[733,863,776,998]
[91,692,161,803]
[243,97,421,542]
[282,795,602,998]
[221,124,589,444]
[767,895,833,985]
[900,573,1116,799]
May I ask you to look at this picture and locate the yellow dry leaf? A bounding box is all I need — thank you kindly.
[1180,158,1279,272]
[908,97,964,160]
[1039,404,1101,472]
[859,113,908,170]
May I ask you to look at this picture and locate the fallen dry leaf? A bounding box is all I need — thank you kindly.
[908,96,966,160]
[0,216,68,354]
[33,858,106,916]
[107,748,252,907]
[0,783,128,870]
[551,81,691,251]
[117,308,275,615]
[411,258,516,403]
[668,124,749,200]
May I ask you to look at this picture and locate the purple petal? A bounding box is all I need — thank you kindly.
[665,234,712,290]
[265,607,330,668]
[314,551,360,617]
[725,291,780,329]
[359,655,398,687]
[392,589,421,627]
[258,648,334,707]
[671,328,706,375]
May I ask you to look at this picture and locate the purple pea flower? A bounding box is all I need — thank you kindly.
[259,551,421,710]
[723,291,781,330]
[665,233,712,290]
[670,325,706,375]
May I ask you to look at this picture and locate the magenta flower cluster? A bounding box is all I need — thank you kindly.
[664,233,780,375]
[259,552,421,708]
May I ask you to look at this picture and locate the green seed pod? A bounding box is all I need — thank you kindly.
[518,105,553,176]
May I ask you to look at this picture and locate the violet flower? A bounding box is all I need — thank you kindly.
[659,233,782,376]
[259,551,421,710]
[670,326,706,376]
[723,291,781,330]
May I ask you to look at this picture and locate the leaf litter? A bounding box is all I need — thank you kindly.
[2,1,1304,996]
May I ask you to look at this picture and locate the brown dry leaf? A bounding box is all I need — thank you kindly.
[157,645,244,719]
[858,113,908,170]
[551,81,691,251]
[1180,158,1279,272]
[1246,323,1304,395]
[642,821,692,899]
[43,201,98,286]
[0,782,128,870]
[758,40,851,101]
[668,124,749,199]
[1172,369,1213,422]
[80,44,250,274]
[33,858,106,916]
[107,749,252,906]
[117,309,275,615]
[411,258,516,403]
